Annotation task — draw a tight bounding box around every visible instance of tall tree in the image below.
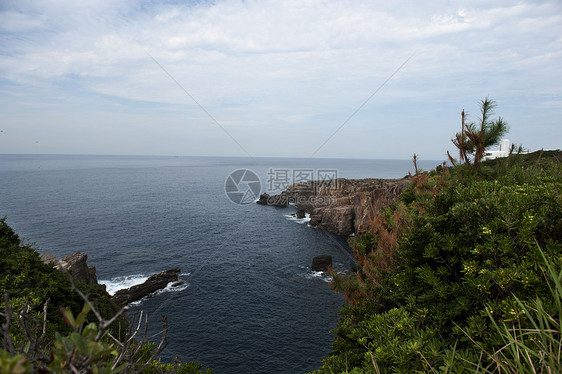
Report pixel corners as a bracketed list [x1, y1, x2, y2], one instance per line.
[451, 97, 509, 169]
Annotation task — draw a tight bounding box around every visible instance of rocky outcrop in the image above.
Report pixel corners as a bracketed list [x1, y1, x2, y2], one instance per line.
[41, 252, 181, 306]
[111, 268, 181, 306]
[258, 178, 412, 235]
[256, 193, 289, 206]
[41, 252, 99, 285]
[311, 255, 333, 272]
[40, 253, 57, 265]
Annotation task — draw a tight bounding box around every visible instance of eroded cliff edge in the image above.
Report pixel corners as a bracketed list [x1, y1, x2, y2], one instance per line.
[257, 177, 412, 235]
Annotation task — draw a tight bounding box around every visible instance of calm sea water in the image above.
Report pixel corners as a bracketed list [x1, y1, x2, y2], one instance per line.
[0, 154, 438, 374]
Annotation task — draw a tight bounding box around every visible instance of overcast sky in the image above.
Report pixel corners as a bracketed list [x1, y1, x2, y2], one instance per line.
[0, 0, 560, 160]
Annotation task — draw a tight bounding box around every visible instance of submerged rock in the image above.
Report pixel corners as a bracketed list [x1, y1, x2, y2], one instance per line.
[111, 268, 181, 306]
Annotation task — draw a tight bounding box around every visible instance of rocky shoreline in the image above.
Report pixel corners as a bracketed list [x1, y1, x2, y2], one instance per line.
[39, 177, 412, 304]
[257, 177, 412, 235]
[41, 252, 180, 306]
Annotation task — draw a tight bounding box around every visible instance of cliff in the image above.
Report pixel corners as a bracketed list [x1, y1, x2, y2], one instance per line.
[41, 252, 99, 285]
[257, 177, 412, 235]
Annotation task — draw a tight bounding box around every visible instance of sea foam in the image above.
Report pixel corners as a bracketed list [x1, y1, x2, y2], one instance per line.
[99, 272, 191, 297]
[99, 274, 148, 296]
[284, 212, 311, 224]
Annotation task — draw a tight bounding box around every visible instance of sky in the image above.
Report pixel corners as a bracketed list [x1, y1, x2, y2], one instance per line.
[0, 0, 560, 160]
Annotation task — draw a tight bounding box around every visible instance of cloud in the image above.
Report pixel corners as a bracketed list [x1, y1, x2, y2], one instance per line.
[0, 0, 561, 158]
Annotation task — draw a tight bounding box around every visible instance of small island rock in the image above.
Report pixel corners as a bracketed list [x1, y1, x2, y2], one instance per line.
[311, 255, 333, 272]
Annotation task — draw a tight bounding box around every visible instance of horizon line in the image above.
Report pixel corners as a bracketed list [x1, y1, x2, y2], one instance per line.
[0, 152, 446, 163]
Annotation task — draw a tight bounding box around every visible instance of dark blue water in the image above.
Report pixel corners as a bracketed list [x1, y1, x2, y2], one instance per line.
[0, 154, 438, 374]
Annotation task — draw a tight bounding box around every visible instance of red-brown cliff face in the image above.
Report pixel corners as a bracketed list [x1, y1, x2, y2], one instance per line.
[257, 177, 412, 235]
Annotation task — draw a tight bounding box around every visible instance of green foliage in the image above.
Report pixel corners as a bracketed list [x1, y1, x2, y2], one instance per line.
[475, 245, 562, 373]
[2, 300, 213, 373]
[0, 218, 212, 373]
[0, 349, 29, 374]
[437, 245, 562, 373]
[314, 157, 562, 373]
[144, 360, 214, 374]
[451, 97, 509, 169]
[48, 305, 126, 374]
[0, 217, 122, 341]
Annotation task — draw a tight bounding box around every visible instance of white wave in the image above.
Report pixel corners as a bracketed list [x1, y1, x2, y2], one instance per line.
[284, 212, 311, 224]
[99, 272, 191, 296]
[99, 274, 148, 296]
[156, 280, 190, 295]
[305, 269, 333, 283]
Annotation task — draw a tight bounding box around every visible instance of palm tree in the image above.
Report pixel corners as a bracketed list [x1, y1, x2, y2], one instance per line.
[451, 97, 509, 169]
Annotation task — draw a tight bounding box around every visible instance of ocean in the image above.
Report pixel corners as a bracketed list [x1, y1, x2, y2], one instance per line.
[0, 154, 439, 374]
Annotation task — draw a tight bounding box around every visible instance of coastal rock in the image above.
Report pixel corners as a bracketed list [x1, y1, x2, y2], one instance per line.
[54, 252, 99, 285]
[88, 265, 98, 285]
[256, 193, 270, 205]
[260, 191, 292, 207]
[40, 252, 57, 265]
[311, 255, 333, 272]
[111, 268, 181, 306]
[312, 206, 354, 235]
[258, 178, 412, 235]
[257, 192, 290, 207]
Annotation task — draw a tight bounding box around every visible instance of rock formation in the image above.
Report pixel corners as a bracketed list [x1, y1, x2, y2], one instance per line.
[41, 252, 98, 285]
[40, 253, 57, 265]
[258, 178, 412, 235]
[311, 255, 333, 272]
[256, 192, 289, 206]
[41, 252, 181, 306]
[111, 268, 181, 306]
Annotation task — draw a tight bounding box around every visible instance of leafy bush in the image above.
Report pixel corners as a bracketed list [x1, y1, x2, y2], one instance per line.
[455, 246, 562, 373]
[315, 156, 562, 373]
[0, 218, 212, 373]
[0, 217, 89, 336]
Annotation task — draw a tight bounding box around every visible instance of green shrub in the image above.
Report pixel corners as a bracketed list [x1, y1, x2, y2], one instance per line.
[315, 158, 562, 373]
[0, 217, 119, 339]
[456, 245, 562, 373]
[0, 218, 212, 373]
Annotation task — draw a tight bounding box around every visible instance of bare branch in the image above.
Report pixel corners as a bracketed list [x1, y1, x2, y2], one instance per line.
[2, 293, 15, 353]
[134, 315, 169, 373]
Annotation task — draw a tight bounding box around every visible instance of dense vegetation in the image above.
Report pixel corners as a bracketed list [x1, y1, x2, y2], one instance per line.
[0, 218, 212, 373]
[0, 218, 119, 336]
[313, 148, 562, 372]
[2, 98, 559, 373]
